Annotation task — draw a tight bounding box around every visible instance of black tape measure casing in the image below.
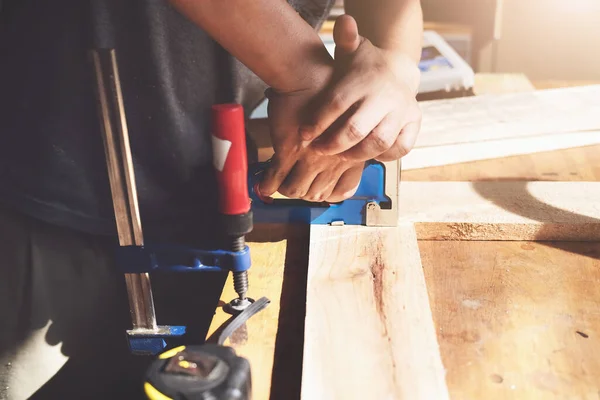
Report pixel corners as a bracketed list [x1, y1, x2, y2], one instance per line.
[145, 344, 251, 400]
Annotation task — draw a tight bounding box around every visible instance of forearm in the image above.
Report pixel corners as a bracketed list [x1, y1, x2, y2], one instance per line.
[345, 0, 423, 62]
[345, 0, 423, 91]
[169, 0, 333, 92]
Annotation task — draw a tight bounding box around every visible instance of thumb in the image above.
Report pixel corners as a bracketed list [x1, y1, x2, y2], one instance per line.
[333, 15, 361, 56]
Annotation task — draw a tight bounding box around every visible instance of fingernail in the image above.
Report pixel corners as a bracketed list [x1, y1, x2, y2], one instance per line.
[256, 186, 274, 203]
[258, 184, 267, 196]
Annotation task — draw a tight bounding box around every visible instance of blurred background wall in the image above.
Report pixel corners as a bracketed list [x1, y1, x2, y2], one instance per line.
[346, 0, 600, 81]
[483, 0, 600, 81]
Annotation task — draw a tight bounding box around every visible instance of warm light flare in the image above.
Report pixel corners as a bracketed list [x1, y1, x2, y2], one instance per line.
[548, 0, 600, 13]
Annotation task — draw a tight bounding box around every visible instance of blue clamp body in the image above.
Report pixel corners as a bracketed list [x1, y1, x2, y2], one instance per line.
[116, 242, 251, 274]
[117, 242, 250, 355]
[248, 160, 389, 225]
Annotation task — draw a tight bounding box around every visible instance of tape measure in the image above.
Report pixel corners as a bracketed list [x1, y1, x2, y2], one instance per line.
[144, 344, 251, 400]
[144, 297, 270, 400]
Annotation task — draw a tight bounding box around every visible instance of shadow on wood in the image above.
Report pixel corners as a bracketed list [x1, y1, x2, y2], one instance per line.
[269, 227, 310, 400]
[472, 180, 600, 260]
[245, 222, 311, 400]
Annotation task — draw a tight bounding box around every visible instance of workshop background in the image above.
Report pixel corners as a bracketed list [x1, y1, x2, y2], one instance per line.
[418, 0, 600, 83]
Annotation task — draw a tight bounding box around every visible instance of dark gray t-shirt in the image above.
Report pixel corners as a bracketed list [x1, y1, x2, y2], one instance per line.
[0, 0, 333, 238]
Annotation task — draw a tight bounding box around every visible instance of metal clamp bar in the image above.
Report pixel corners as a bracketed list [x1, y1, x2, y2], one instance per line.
[91, 48, 158, 331]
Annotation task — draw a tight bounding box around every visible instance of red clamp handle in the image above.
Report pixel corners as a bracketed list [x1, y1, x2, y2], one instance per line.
[211, 104, 250, 216]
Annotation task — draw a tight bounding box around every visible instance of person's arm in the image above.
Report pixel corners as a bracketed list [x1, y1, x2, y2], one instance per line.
[168, 0, 333, 93]
[345, 0, 423, 66]
[345, 0, 422, 97]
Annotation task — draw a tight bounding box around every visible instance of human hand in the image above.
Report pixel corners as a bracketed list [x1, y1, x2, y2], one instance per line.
[257, 14, 422, 202]
[301, 15, 422, 162]
[257, 73, 366, 203]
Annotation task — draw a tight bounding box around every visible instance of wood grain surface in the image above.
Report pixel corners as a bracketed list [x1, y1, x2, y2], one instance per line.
[402, 131, 600, 170]
[209, 78, 600, 400]
[399, 181, 600, 241]
[301, 224, 448, 400]
[403, 85, 600, 170]
[416, 85, 600, 148]
[402, 144, 600, 182]
[404, 142, 600, 398]
[421, 240, 600, 399]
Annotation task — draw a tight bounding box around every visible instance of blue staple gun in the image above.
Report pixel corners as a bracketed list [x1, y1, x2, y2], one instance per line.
[247, 159, 401, 227]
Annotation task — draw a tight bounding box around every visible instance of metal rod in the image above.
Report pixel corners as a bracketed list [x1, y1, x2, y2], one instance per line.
[91, 48, 158, 331]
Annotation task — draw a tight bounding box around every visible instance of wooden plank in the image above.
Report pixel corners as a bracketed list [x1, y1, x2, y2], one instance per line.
[420, 239, 600, 399]
[405, 134, 600, 399]
[399, 181, 600, 241]
[401, 85, 600, 169]
[416, 85, 600, 148]
[402, 130, 600, 170]
[402, 144, 600, 182]
[301, 224, 449, 400]
[209, 77, 600, 400]
[239, 79, 600, 399]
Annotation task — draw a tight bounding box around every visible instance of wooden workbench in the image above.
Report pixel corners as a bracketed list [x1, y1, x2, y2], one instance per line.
[207, 75, 600, 400]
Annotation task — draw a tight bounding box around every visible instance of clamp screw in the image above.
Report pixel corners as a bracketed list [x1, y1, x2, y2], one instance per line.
[233, 271, 249, 300]
[231, 236, 249, 307]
